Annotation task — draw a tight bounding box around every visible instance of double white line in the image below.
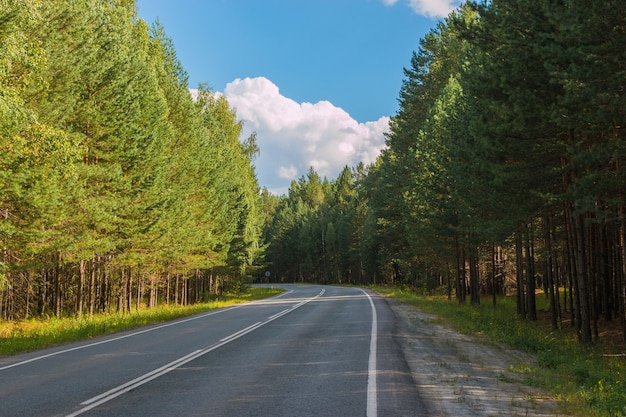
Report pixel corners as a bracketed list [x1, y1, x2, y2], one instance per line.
[0, 290, 295, 373]
[66, 289, 325, 417]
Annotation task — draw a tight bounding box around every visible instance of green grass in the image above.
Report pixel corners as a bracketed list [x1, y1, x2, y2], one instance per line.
[0, 286, 283, 356]
[373, 285, 626, 417]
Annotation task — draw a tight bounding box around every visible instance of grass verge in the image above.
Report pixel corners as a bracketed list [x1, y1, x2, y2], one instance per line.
[0, 286, 283, 357]
[373, 285, 626, 417]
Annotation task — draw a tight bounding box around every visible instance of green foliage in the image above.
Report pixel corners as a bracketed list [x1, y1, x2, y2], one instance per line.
[0, 0, 265, 319]
[264, 165, 376, 284]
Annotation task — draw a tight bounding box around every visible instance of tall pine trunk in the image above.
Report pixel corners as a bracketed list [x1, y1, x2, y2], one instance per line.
[78, 260, 85, 318]
[617, 207, 626, 342]
[515, 231, 526, 318]
[491, 243, 497, 308]
[544, 213, 558, 329]
[54, 251, 62, 318]
[469, 244, 480, 305]
[572, 211, 592, 344]
[524, 225, 537, 321]
[455, 234, 466, 303]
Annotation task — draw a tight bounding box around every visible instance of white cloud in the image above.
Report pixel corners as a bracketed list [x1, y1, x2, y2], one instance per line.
[223, 77, 389, 195]
[384, 0, 461, 19]
[277, 164, 297, 180]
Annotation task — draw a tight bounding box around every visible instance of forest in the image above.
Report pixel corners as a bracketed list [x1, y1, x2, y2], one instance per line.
[0, 0, 265, 319]
[263, 1, 626, 346]
[1, 0, 625, 347]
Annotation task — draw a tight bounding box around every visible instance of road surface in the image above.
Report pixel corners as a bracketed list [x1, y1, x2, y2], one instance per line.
[0, 284, 426, 416]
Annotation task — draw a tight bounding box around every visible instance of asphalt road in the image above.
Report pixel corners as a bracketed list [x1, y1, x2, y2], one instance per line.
[0, 284, 427, 417]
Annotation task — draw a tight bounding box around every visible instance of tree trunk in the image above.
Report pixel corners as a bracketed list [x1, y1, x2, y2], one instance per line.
[54, 251, 62, 318]
[600, 224, 612, 321]
[617, 207, 626, 342]
[166, 272, 171, 305]
[24, 272, 31, 319]
[135, 268, 141, 312]
[195, 269, 200, 303]
[469, 245, 480, 305]
[515, 230, 526, 318]
[564, 205, 577, 327]
[524, 225, 537, 321]
[78, 260, 85, 318]
[573, 212, 592, 344]
[491, 243, 497, 308]
[89, 258, 96, 317]
[455, 234, 466, 303]
[126, 266, 132, 313]
[544, 213, 558, 330]
[447, 262, 452, 301]
[175, 274, 180, 305]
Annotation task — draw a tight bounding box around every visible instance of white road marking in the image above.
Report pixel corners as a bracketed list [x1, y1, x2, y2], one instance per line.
[0, 290, 293, 372]
[268, 309, 291, 320]
[362, 289, 378, 417]
[66, 288, 325, 417]
[78, 349, 206, 406]
[219, 322, 262, 342]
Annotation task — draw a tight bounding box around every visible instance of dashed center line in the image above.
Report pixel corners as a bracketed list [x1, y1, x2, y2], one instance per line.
[66, 289, 325, 417]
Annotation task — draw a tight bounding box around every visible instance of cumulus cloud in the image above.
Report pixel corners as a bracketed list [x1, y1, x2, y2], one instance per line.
[384, 0, 461, 19]
[277, 165, 297, 180]
[223, 77, 389, 195]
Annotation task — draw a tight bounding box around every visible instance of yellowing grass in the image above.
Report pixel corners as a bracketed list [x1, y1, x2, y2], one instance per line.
[0, 287, 283, 356]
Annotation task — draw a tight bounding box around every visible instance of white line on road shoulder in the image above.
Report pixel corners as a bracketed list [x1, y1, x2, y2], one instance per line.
[0, 289, 294, 372]
[361, 289, 378, 417]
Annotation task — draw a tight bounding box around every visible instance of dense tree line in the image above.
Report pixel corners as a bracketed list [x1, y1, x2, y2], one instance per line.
[0, 0, 264, 319]
[1, 0, 624, 347]
[264, 0, 626, 345]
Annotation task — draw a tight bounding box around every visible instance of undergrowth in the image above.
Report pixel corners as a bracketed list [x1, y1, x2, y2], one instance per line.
[0, 286, 283, 356]
[374, 285, 626, 417]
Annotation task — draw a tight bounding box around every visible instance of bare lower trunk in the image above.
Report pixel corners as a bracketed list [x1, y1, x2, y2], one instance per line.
[524, 225, 537, 321]
[544, 214, 558, 330]
[78, 260, 85, 317]
[573, 212, 592, 344]
[618, 160, 626, 343]
[515, 231, 526, 318]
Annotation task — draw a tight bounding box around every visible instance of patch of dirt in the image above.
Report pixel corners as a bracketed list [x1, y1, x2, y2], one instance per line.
[387, 298, 564, 416]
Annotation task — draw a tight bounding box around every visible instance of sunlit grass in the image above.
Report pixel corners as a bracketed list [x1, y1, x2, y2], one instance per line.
[0, 286, 283, 356]
[373, 285, 626, 417]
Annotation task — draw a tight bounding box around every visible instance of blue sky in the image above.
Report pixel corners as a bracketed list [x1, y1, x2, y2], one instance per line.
[136, 0, 461, 194]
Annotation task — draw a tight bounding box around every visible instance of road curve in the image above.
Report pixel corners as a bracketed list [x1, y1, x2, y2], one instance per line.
[0, 284, 426, 417]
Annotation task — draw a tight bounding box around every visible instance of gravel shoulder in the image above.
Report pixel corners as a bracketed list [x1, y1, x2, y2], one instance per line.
[386, 297, 563, 416]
